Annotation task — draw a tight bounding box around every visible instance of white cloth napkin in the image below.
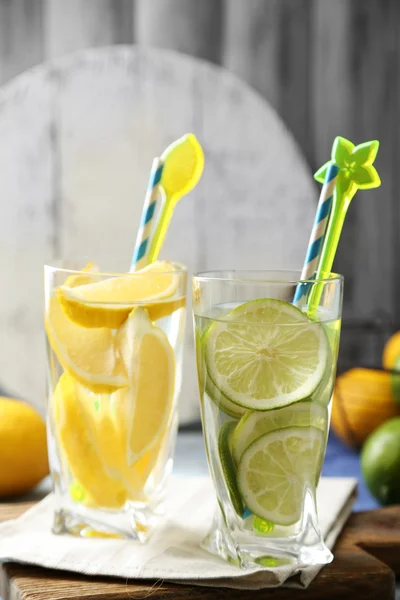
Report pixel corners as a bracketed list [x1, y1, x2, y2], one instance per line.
[0, 476, 356, 590]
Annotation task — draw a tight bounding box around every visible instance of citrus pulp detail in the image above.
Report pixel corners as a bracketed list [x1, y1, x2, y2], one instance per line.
[237, 426, 324, 525]
[232, 400, 327, 465]
[205, 298, 329, 411]
[57, 260, 182, 328]
[116, 307, 175, 463]
[46, 265, 128, 394]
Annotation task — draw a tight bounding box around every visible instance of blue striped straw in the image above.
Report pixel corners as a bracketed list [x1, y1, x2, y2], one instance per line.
[293, 163, 339, 305]
[130, 157, 164, 271]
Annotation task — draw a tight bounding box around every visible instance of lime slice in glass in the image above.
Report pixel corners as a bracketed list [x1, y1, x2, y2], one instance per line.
[218, 421, 244, 517]
[205, 299, 329, 411]
[237, 426, 324, 525]
[232, 400, 328, 464]
[206, 375, 247, 419]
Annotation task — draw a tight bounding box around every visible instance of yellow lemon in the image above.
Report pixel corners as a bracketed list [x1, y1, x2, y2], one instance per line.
[383, 331, 400, 370]
[54, 374, 127, 509]
[79, 388, 163, 501]
[45, 264, 128, 394]
[46, 296, 127, 393]
[331, 369, 400, 448]
[57, 260, 183, 329]
[64, 262, 99, 287]
[0, 398, 49, 497]
[117, 308, 175, 462]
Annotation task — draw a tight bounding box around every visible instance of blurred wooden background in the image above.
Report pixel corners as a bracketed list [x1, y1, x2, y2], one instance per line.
[0, 0, 398, 370]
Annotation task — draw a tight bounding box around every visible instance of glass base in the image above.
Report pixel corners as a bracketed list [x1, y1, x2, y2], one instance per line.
[53, 500, 165, 542]
[202, 507, 333, 569]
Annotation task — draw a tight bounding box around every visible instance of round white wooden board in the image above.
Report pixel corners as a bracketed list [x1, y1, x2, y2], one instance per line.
[0, 46, 317, 423]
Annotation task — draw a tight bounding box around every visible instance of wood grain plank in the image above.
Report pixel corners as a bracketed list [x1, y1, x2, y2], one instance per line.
[0, 0, 44, 85]
[276, 0, 313, 165]
[0, 69, 55, 411]
[45, 0, 134, 59]
[311, 0, 355, 311]
[224, 0, 313, 164]
[135, 0, 224, 63]
[349, 0, 397, 336]
[1, 561, 395, 600]
[192, 61, 316, 274]
[310, 0, 356, 368]
[223, 0, 280, 110]
[311, 0, 399, 367]
[311, 0, 354, 169]
[392, 0, 400, 323]
[0, 503, 398, 600]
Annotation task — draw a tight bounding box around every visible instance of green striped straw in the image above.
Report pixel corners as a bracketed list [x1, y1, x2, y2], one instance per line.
[307, 136, 381, 314]
[294, 164, 339, 305]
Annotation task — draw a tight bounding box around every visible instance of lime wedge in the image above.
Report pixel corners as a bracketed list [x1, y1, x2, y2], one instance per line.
[232, 401, 328, 465]
[218, 421, 244, 517]
[237, 426, 324, 525]
[205, 299, 329, 411]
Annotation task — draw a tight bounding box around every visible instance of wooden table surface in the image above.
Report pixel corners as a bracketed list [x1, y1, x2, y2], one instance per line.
[1, 433, 400, 600]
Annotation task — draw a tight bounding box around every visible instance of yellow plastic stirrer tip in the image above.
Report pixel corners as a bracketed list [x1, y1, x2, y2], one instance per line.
[160, 133, 204, 200]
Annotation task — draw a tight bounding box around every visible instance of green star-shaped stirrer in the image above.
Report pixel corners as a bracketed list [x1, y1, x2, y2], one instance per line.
[308, 136, 381, 313]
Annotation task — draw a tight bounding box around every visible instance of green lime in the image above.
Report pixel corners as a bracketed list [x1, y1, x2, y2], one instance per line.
[232, 400, 328, 465]
[311, 318, 340, 406]
[218, 421, 245, 517]
[196, 319, 246, 418]
[311, 371, 334, 407]
[205, 299, 329, 411]
[206, 375, 247, 419]
[237, 426, 324, 525]
[390, 358, 400, 405]
[361, 417, 400, 505]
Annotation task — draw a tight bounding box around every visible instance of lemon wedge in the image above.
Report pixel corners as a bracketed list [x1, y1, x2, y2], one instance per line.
[117, 308, 175, 463]
[64, 386, 163, 502]
[45, 265, 128, 394]
[54, 373, 127, 509]
[57, 260, 183, 328]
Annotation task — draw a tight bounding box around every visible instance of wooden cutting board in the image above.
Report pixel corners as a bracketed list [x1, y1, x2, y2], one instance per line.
[0, 502, 399, 600]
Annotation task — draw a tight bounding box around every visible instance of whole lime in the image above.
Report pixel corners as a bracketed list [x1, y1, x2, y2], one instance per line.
[361, 417, 400, 505]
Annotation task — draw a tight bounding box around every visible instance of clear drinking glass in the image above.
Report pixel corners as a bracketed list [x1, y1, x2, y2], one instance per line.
[193, 270, 343, 567]
[45, 261, 187, 540]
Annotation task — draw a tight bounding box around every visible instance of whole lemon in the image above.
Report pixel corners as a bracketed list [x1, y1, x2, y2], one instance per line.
[361, 417, 400, 505]
[331, 368, 400, 449]
[383, 331, 400, 370]
[0, 397, 49, 497]
[382, 332, 400, 403]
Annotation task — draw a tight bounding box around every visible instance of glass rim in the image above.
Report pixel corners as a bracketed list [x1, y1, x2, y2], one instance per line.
[192, 269, 343, 285]
[44, 260, 188, 277]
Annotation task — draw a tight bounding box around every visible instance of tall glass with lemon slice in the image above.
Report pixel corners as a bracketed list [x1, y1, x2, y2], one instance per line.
[45, 260, 187, 540]
[193, 270, 343, 567]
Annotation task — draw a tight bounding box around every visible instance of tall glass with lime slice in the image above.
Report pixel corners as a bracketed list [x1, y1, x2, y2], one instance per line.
[45, 260, 187, 540]
[193, 270, 343, 566]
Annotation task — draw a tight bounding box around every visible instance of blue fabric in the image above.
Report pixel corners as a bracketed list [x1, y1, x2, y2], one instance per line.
[322, 430, 380, 512]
